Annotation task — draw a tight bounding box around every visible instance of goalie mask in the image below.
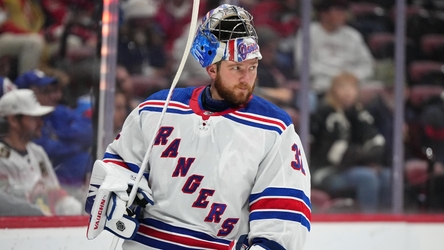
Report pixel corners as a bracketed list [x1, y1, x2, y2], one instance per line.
[191, 4, 262, 67]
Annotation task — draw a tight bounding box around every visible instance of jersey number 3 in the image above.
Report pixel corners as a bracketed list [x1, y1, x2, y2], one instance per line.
[291, 143, 306, 175]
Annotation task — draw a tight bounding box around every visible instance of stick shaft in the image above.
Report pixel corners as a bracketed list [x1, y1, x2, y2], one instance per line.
[109, 1, 200, 249]
[126, 0, 200, 207]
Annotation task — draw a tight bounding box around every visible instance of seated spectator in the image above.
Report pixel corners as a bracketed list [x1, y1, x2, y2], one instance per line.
[0, 0, 46, 77]
[417, 93, 444, 210]
[14, 70, 93, 201]
[253, 26, 300, 129]
[74, 66, 134, 140]
[255, 27, 296, 107]
[294, 0, 374, 109]
[418, 93, 444, 163]
[116, 65, 140, 110]
[0, 77, 42, 216]
[310, 72, 390, 213]
[118, 0, 168, 76]
[75, 85, 130, 138]
[39, 0, 98, 61]
[0, 89, 81, 215]
[364, 86, 396, 168]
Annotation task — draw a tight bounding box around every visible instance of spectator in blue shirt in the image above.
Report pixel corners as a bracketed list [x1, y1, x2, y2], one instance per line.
[15, 69, 93, 202]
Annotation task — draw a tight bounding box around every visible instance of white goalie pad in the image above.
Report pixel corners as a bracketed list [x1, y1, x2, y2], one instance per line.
[87, 161, 129, 240]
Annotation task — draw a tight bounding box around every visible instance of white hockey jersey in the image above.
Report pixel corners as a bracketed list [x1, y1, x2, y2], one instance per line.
[99, 86, 311, 249]
[0, 141, 60, 214]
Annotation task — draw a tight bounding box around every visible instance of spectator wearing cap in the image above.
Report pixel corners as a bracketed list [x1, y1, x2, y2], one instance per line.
[15, 70, 93, 202]
[293, 0, 374, 110]
[0, 89, 82, 215]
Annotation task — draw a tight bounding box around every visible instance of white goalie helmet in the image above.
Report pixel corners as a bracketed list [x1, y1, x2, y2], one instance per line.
[190, 4, 262, 67]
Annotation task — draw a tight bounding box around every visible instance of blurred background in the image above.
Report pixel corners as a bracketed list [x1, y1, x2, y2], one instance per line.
[0, 0, 444, 219]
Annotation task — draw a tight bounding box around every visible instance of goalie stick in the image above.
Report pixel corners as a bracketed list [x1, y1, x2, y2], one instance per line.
[108, 0, 201, 249]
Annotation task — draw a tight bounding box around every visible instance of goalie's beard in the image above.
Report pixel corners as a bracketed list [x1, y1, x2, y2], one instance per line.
[214, 72, 256, 106]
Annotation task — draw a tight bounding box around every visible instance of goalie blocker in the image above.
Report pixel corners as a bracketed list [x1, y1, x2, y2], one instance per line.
[85, 160, 154, 240]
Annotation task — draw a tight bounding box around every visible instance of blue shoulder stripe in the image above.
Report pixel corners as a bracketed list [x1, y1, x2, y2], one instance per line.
[223, 96, 293, 134]
[224, 112, 287, 134]
[249, 187, 311, 207]
[243, 96, 293, 125]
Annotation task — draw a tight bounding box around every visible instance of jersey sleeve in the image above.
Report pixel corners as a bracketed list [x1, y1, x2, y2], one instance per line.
[248, 124, 311, 250]
[102, 106, 150, 174]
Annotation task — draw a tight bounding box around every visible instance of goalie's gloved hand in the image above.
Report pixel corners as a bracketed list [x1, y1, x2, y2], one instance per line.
[127, 184, 153, 209]
[228, 235, 285, 250]
[86, 160, 154, 240]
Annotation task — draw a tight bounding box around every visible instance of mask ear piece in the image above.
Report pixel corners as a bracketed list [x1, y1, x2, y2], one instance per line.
[191, 30, 226, 67]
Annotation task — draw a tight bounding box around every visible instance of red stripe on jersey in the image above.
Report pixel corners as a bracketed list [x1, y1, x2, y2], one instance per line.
[103, 159, 130, 170]
[228, 40, 235, 61]
[139, 101, 190, 110]
[250, 198, 312, 221]
[138, 225, 228, 249]
[233, 111, 287, 131]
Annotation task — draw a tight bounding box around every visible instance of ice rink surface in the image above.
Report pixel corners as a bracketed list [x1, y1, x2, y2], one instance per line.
[1, 215, 444, 250]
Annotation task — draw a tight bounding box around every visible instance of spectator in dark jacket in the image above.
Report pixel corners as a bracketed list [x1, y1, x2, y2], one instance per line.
[310, 72, 391, 213]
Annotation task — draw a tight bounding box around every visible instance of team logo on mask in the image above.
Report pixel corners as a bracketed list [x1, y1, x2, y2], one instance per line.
[226, 37, 262, 62]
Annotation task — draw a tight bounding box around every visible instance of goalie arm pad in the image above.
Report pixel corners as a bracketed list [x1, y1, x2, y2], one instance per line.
[86, 160, 153, 240]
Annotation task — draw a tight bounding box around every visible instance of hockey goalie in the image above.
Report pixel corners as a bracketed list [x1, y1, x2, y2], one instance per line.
[85, 3, 311, 250]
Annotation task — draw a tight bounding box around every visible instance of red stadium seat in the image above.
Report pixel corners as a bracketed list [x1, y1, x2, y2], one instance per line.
[408, 84, 444, 107]
[400, 6, 444, 44]
[367, 32, 394, 59]
[408, 60, 444, 85]
[349, 2, 386, 18]
[405, 159, 429, 186]
[420, 34, 444, 62]
[348, 2, 392, 41]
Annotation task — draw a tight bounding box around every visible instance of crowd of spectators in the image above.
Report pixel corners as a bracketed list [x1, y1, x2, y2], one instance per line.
[0, 0, 444, 216]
